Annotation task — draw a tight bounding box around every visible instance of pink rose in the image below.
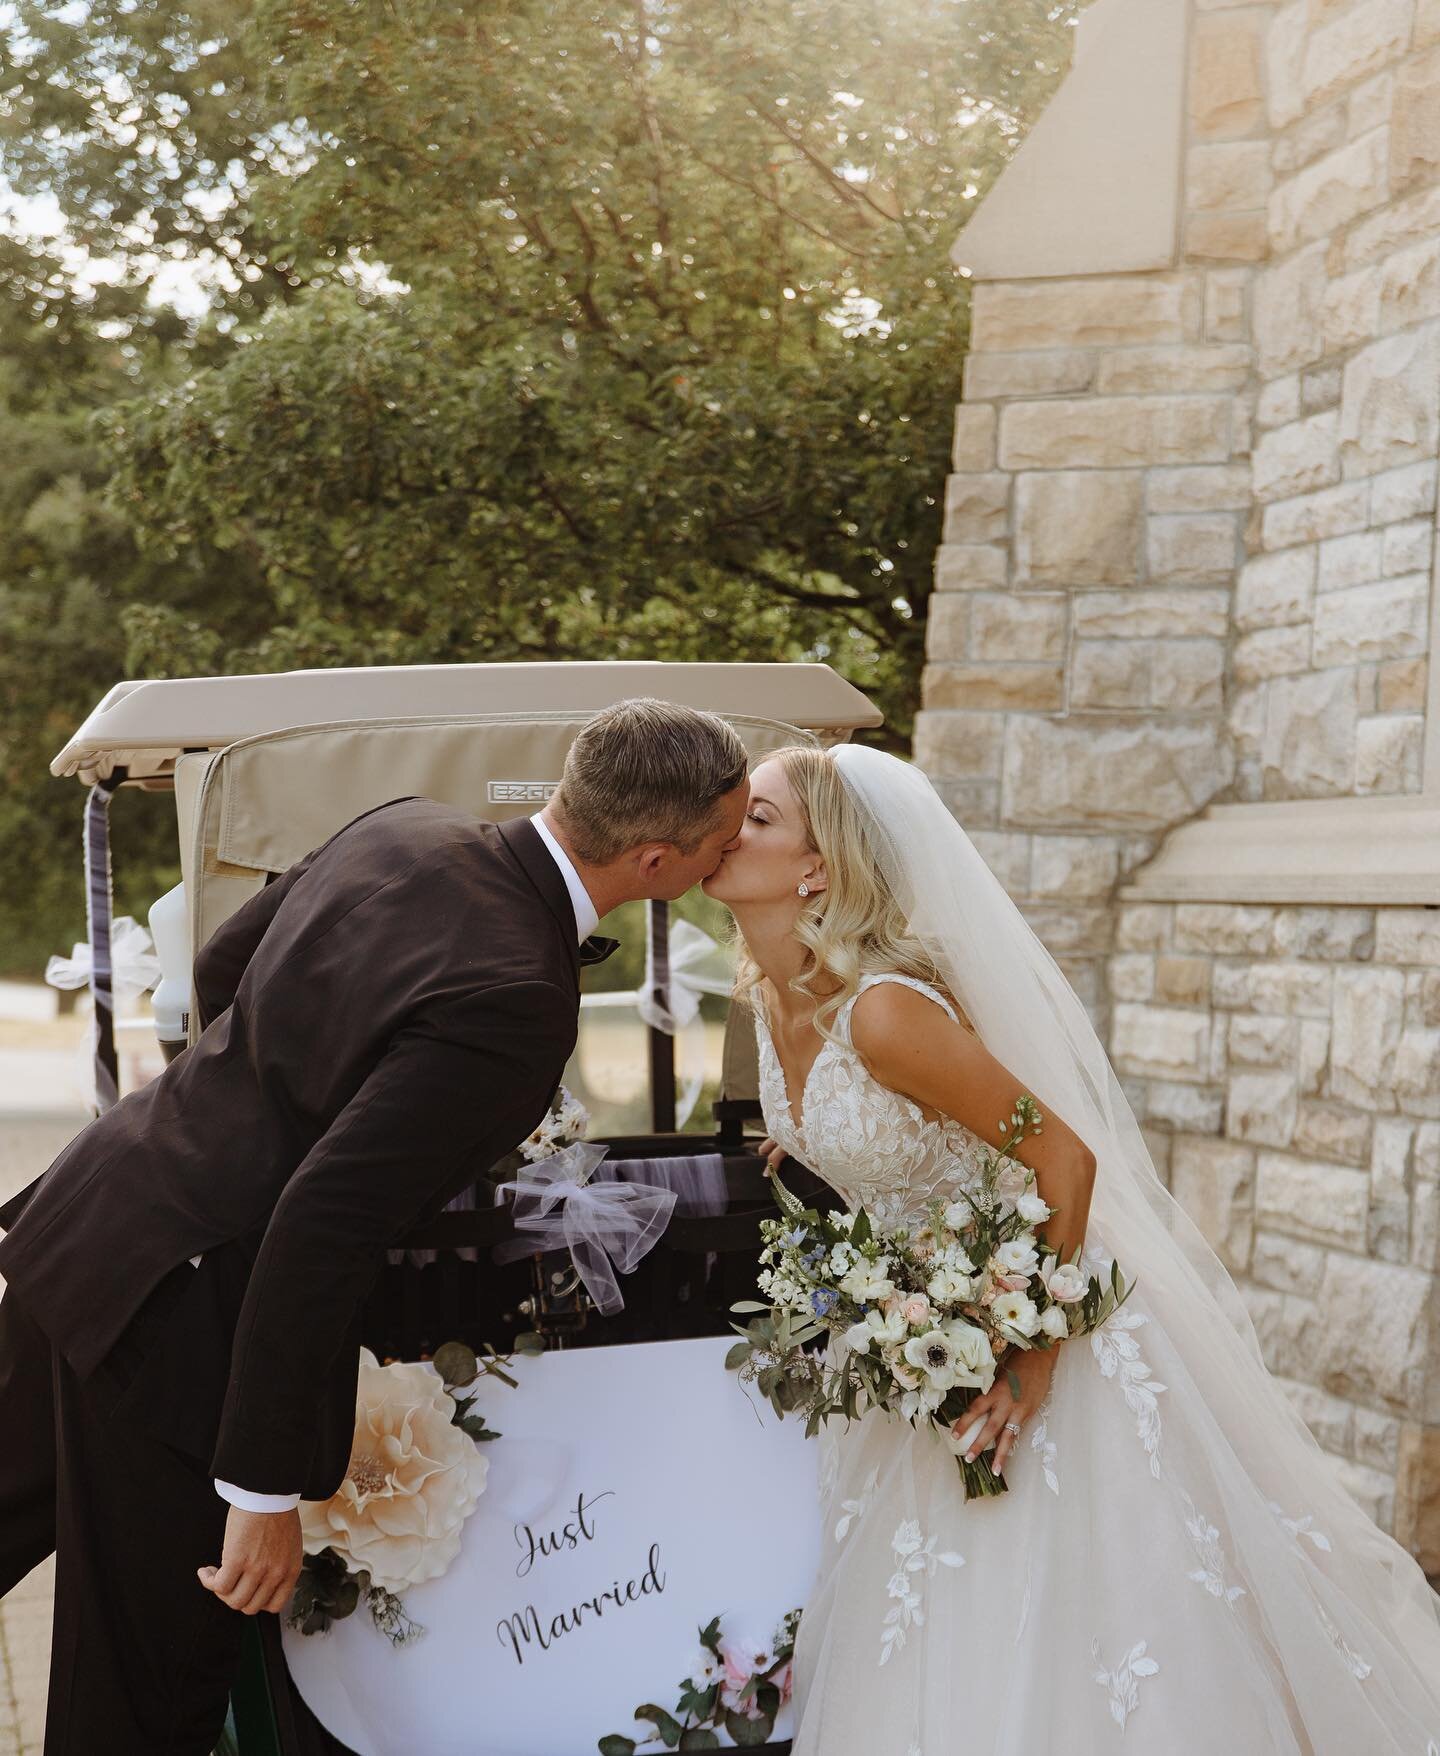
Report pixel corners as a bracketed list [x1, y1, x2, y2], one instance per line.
[719, 1640, 771, 1718]
[997, 1271, 1030, 1292]
[720, 1643, 751, 1688]
[901, 1294, 931, 1326]
[773, 1661, 795, 1703]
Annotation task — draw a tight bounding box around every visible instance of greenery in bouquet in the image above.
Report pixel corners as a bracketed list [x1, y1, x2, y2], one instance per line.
[727, 1095, 1134, 1499]
[599, 1609, 802, 1752]
[287, 1340, 508, 1646]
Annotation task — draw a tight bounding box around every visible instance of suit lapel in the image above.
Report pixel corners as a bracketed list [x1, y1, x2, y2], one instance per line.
[497, 816, 582, 983]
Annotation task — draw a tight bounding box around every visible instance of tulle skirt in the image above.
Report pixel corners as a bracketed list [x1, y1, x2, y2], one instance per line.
[789, 1231, 1440, 1755]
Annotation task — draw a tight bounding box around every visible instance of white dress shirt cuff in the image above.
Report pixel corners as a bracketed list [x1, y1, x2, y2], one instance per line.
[214, 1479, 303, 1513]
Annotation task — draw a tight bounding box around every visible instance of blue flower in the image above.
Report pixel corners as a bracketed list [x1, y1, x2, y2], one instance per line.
[811, 1287, 839, 1317]
[780, 1226, 809, 1249]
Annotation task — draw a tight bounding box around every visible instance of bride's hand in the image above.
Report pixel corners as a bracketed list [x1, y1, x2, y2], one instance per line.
[953, 1344, 1060, 1477]
[755, 1136, 787, 1176]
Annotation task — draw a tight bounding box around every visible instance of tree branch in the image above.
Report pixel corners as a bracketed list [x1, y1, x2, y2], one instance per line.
[655, 118, 875, 259]
[711, 555, 888, 638]
[749, 102, 904, 230]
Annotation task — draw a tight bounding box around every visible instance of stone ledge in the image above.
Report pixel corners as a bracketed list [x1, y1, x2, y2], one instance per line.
[1123, 796, 1440, 904]
[953, 0, 1188, 280]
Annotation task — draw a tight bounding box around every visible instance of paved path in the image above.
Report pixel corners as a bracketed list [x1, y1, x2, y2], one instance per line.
[0, 1103, 90, 1755]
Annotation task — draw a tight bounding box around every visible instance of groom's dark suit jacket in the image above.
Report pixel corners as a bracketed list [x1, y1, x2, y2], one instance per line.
[0, 799, 598, 1500]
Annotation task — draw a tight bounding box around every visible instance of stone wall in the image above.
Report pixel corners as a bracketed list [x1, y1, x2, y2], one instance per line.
[920, 267, 1245, 1012]
[920, 0, 1440, 1572]
[1111, 898, 1440, 1544]
[1243, 0, 1439, 802]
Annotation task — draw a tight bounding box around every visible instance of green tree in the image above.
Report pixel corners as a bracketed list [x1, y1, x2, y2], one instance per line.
[0, 228, 265, 972]
[0, 0, 1080, 972]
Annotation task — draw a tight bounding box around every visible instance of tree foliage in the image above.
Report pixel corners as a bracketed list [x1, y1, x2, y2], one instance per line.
[0, 0, 1079, 972]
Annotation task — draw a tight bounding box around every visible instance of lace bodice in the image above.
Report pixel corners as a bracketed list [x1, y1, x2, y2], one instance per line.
[754, 972, 993, 1232]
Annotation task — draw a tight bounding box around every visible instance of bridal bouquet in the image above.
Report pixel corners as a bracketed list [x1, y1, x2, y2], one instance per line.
[727, 1095, 1134, 1499]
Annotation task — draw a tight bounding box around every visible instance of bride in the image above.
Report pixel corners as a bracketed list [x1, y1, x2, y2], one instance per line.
[702, 742, 1440, 1754]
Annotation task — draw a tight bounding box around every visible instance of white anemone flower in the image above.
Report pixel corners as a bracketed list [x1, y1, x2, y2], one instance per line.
[992, 1291, 1043, 1340]
[942, 1319, 998, 1391]
[927, 1265, 977, 1307]
[840, 1259, 896, 1303]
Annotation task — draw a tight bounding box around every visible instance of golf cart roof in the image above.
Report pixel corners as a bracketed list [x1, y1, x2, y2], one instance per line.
[51, 660, 884, 786]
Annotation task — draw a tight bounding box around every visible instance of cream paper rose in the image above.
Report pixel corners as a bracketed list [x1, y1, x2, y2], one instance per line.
[300, 1348, 490, 1594]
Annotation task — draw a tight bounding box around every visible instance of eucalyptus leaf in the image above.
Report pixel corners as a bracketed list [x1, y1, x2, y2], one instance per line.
[636, 1704, 685, 1747]
[723, 1710, 772, 1748]
[432, 1340, 479, 1388]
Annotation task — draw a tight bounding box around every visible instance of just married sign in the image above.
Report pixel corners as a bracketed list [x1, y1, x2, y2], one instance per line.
[281, 1336, 821, 1755]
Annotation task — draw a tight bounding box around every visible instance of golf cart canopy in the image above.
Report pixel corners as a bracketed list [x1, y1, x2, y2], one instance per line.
[50, 660, 882, 786]
[48, 659, 884, 1101]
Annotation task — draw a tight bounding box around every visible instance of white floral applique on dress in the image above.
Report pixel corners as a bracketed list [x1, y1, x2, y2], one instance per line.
[1029, 1389, 1059, 1496]
[1182, 1495, 1247, 1605]
[1091, 1306, 1166, 1479]
[834, 1466, 879, 1544]
[1268, 1501, 1332, 1552]
[1090, 1636, 1160, 1732]
[752, 974, 990, 1234]
[1317, 1600, 1372, 1682]
[879, 1518, 964, 1666]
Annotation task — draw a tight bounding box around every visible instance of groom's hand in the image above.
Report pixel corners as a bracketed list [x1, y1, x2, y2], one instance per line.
[198, 1505, 304, 1615]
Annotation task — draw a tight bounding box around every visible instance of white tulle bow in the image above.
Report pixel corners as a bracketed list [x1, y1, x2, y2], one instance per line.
[637, 917, 735, 1034]
[495, 1142, 677, 1314]
[645, 920, 734, 1126]
[45, 915, 162, 1003]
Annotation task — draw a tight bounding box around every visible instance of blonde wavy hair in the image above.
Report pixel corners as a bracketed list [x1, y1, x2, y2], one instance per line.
[734, 744, 972, 1044]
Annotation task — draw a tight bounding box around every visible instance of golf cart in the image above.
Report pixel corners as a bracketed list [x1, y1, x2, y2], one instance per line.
[46, 660, 885, 1755]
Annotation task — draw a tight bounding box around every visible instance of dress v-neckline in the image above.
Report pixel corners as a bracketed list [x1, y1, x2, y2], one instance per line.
[757, 1000, 832, 1137]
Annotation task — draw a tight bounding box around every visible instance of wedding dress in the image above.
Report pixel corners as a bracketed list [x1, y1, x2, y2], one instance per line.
[755, 970, 1440, 1755]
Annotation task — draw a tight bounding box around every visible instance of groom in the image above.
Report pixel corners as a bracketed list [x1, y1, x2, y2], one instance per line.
[0, 695, 749, 1753]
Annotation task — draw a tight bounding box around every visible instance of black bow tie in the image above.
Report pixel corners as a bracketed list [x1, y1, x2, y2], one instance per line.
[579, 934, 621, 967]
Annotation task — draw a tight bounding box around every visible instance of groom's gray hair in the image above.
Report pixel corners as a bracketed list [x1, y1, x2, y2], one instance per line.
[552, 697, 748, 864]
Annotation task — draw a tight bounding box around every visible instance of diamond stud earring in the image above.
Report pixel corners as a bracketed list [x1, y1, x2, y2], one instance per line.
[797, 882, 810, 897]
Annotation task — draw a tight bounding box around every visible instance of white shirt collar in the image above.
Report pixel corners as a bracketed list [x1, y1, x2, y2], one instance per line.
[531, 814, 600, 944]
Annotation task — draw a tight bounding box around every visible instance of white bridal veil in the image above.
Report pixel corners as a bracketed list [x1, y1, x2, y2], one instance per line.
[830, 742, 1440, 1740]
